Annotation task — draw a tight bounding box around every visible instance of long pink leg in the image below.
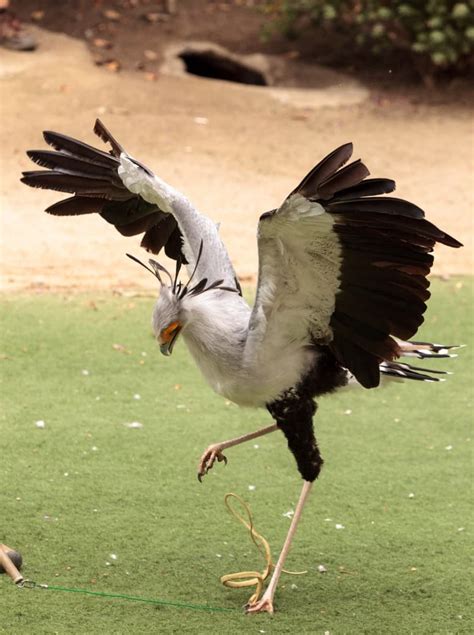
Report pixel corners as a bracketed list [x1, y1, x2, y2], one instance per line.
[246, 479, 313, 614]
[198, 423, 278, 481]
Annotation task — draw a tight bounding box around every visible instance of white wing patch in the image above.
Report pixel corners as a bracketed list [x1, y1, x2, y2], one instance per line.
[246, 194, 342, 378]
[279, 193, 326, 220]
[118, 154, 175, 214]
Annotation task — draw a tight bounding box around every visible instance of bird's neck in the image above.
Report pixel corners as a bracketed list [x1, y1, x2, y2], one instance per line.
[181, 291, 251, 388]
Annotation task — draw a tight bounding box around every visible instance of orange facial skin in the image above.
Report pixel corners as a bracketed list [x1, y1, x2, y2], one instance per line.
[159, 321, 182, 345]
[159, 321, 182, 356]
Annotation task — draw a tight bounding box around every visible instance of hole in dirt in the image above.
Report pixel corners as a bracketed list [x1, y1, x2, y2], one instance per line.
[178, 50, 268, 86]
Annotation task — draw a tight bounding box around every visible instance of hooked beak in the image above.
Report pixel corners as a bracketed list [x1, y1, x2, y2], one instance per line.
[159, 327, 181, 356]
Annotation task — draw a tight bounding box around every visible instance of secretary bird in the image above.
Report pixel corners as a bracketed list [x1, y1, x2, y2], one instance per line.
[22, 120, 462, 614]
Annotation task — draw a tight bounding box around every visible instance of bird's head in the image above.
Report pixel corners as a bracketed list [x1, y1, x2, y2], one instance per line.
[127, 245, 237, 357]
[151, 285, 183, 356]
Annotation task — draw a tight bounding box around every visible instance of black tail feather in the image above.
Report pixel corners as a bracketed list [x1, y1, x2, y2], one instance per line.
[399, 340, 463, 359]
[380, 360, 449, 382]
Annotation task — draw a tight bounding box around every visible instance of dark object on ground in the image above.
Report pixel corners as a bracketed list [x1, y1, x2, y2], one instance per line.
[0, 544, 23, 584]
[0, 9, 37, 51]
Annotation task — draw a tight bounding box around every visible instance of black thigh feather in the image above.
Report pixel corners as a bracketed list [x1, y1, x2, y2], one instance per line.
[267, 347, 347, 481]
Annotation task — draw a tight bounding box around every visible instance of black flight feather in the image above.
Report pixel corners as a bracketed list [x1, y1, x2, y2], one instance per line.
[332, 178, 396, 200]
[93, 118, 124, 158]
[27, 150, 119, 178]
[21, 170, 130, 199]
[291, 142, 354, 198]
[45, 196, 106, 216]
[327, 197, 426, 219]
[22, 122, 191, 262]
[164, 226, 187, 262]
[43, 130, 119, 168]
[316, 160, 370, 200]
[329, 335, 381, 389]
[113, 214, 166, 237]
[139, 216, 178, 254]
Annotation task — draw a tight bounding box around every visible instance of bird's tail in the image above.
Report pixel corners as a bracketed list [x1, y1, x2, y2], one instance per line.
[379, 339, 462, 383]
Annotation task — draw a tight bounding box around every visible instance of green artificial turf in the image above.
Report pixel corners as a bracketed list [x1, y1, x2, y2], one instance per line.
[0, 278, 472, 634]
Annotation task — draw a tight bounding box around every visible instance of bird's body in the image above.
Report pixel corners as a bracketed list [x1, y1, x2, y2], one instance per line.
[119, 153, 344, 408]
[22, 120, 462, 613]
[179, 289, 315, 407]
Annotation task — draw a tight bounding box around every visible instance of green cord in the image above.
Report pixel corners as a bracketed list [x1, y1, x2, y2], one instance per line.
[24, 582, 236, 613]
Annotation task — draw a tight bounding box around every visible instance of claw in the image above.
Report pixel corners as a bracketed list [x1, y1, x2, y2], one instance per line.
[245, 595, 274, 615]
[197, 444, 228, 482]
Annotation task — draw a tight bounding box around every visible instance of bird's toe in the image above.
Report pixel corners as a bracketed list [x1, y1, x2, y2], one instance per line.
[245, 596, 274, 615]
[197, 445, 228, 482]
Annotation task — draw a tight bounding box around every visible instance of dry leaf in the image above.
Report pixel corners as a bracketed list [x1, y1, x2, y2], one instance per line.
[144, 49, 158, 61]
[93, 38, 113, 49]
[30, 10, 45, 21]
[103, 9, 122, 21]
[112, 343, 130, 353]
[143, 12, 168, 23]
[291, 113, 310, 121]
[105, 60, 121, 73]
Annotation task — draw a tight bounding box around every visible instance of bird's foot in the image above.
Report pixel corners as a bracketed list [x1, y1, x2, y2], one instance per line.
[245, 593, 274, 615]
[197, 443, 228, 482]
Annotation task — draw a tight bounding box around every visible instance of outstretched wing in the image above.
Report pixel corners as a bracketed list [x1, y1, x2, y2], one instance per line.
[21, 119, 239, 289]
[247, 143, 462, 388]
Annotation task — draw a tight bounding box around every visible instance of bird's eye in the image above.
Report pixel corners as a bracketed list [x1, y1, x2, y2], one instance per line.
[159, 321, 181, 344]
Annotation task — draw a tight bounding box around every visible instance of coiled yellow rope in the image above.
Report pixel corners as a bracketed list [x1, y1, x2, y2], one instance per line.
[220, 493, 306, 607]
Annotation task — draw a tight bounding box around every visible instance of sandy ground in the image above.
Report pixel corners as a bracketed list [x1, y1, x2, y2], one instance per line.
[0, 28, 472, 294]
